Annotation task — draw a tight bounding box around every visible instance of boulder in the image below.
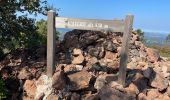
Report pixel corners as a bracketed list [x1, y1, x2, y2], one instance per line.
[73, 48, 82, 55]
[130, 49, 140, 57]
[129, 72, 148, 92]
[104, 51, 118, 61]
[68, 71, 92, 90]
[126, 83, 139, 94]
[46, 94, 59, 100]
[62, 30, 79, 49]
[64, 64, 83, 72]
[87, 57, 98, 65]
[52, 70, 66, 90]
[23, 80, 36, 98]
[88, 46, 105, 58]
[127, 62, 138, 69]
[71, 93, 80, 100]
[75, 65, 83, 71]
[35, 75, 52, 100]
[167, 86, 170, 97]
[142, 66, 153, 79]
[138, 93, 147, 100]
[88, 47, 100, 58]
[94, 74, 117, 90]
[149, 72, 168, 91]
[147, 89, 162, 100]
[18, 68, 32, 80]
[146, 48, 160, 62]
[103, 40, 117, 52]
[132, 34, 140, 42]
[72, 54, 85, 64]
[98, 85, 136, 100]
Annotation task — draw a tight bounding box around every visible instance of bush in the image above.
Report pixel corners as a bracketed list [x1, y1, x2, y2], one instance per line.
[0, 79, 7, 99]
[135, 29, 145, 42]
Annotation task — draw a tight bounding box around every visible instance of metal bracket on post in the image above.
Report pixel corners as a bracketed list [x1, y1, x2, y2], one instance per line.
[118, 15, 134, 86]
[47, 10, 56, 77]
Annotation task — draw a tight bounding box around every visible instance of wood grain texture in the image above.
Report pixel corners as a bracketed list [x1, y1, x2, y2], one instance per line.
[118, 15, 134, 86]
[55, 17, 124, 32]
[47, 10, 56, 77]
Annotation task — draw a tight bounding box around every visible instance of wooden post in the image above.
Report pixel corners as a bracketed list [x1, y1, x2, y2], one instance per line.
[118, 15, 134, 86]
[47, 10, 56, 77]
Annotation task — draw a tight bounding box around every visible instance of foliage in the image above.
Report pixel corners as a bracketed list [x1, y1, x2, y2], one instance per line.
[166, 34, 170, 42]
[35, 19, 48, 44]
[35, 19, 60, 45]
[135, 29, 145, 42]
[0, 0, 50, 54]
[0, 79, 7, 99]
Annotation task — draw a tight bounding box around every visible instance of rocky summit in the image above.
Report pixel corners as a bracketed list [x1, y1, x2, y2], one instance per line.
[1, 29, 170, 100]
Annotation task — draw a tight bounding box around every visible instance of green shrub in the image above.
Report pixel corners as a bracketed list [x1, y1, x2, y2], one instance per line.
[0, 79, 7, 99]
[135, 29, 145, 42]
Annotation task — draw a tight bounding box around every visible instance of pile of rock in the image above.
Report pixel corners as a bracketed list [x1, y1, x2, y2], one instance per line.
[0, 47, 47, 99]
[1, 29, 170, 100]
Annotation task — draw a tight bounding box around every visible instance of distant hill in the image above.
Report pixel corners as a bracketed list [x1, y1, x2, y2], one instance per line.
[144, 32, 170, 46]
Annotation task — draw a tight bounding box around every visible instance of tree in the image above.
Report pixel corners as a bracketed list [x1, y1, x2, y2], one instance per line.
[166, 34, 170, 42]
[0, 0, 50, 55]
[135, 29, 145, 42]
[35, 19, 60, 45]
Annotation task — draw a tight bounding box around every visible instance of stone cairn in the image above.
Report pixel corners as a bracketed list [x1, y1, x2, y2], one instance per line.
[1, 29, 170, 100]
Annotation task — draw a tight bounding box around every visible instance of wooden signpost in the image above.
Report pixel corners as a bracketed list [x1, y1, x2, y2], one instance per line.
[47, 10, 134, 86]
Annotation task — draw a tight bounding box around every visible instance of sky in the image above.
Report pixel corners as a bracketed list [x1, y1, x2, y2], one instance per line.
[41, 0, 170, 33]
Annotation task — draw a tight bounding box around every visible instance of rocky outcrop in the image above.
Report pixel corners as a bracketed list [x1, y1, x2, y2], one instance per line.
[1, 30, 170, 100]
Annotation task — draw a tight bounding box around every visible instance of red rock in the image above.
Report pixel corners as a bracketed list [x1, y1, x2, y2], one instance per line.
[72, 54, 85, 64]
[142, 66, 153, 79]
[64, 64, 83, 72]
[35, 75, 53, 100]
[146, 48, 160, 63]
[138, 93, 147, 100]
[73, 48, 82, 55]
[161, 95, 170, 100]
[46, 94, 59, 100]
[68, 71, 92, 90]
[104, 51, 118, 61]
[132, 34, 139, 42]
[64, 64, 75, 72]
[71, 93, 80, 100]
[87, 57, 98, 64]
[99, 85, 136, 100]
[94, 74, 117, 90]
[18, 68, 31, 80]
[130, 72, 148, 92]
[107, 61, 119, 70]
[147, 89, 162, 100]
[167, 86, 170, 97]
[126, 83, 139, 94]
[149, 72, 168, 91]
[52, 70, 65, 90]
[23, 80, 36, 98]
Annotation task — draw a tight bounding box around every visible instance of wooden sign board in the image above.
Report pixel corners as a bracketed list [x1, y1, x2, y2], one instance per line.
[47, 10, 134, 87]
[55, 17, 125, 32]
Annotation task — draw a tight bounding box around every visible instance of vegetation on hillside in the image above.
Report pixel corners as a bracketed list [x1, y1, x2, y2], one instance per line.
[135, 29, 145, 42]
[166, 33, 170, 42]
[134, 29, 170, 61]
